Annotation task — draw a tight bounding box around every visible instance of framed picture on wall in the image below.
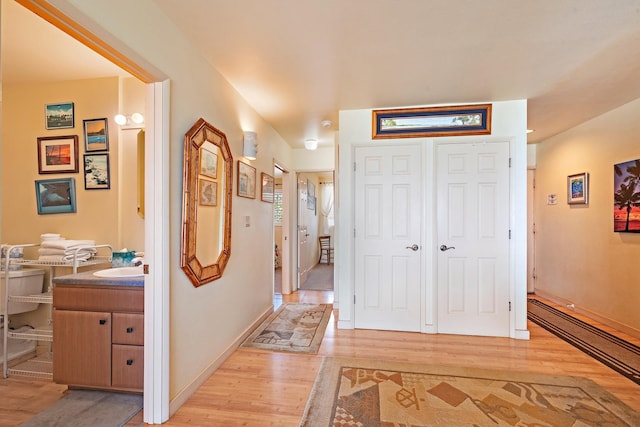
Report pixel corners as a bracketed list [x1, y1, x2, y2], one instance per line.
[83, 118, 109, 152]
[261, 173, 274, 203]
[37, 135, 79, 174]
[83, 153, 110, 189]
[199, 178, 217, 206]
[372, 104, 492, 139]
[614, 158, 640, 232]
[237, 161, 256, 199]
[199, 147, 218, 179]
[35, 177, 77, 214]
[45, 102, 74, 129]
[567, 172, 589, 205]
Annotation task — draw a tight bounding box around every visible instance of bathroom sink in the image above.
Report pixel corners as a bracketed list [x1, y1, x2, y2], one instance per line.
[93, 266, 144, 278]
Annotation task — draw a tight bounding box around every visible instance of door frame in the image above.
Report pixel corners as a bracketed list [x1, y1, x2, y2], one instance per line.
[15, 1, 171, 422]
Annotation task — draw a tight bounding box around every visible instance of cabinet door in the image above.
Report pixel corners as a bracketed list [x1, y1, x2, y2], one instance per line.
[112, 344, 144, 391]
[53, 309, 111, 387]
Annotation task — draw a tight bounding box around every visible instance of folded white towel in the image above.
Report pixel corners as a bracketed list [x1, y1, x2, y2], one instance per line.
[38, 248, 66, 256]
[62, 252, 92, 262]
[41, 239, 96, 250]
[40, 233, 62, 241]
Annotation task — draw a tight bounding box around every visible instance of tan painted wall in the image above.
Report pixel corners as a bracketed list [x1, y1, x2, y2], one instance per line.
[61, 0, 295, 403]
[1, 78, 121, 250]
[535, 98, 640, 332]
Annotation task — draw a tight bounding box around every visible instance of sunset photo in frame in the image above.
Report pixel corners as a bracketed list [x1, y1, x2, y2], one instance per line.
[567, 172, 589, 205]
[614, 158, 640, 232]
[372, 104, 492, 139]
[83, 118, 109, 151]
[37, 135, 79, 174]
[35, 178, 77, 214]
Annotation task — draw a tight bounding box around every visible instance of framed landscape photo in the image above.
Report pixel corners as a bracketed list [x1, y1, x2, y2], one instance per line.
[614, 158, 640, 232]
[567, 172, 589, 205]
[37, 135, 79, 174]
[237, 160, 256, 199]
[35, 177, 77, 214]
[199, 146, 218, 179]
[83, 118, 109, 152]
[83, 153, 110, 189]
[261, 172, 274, 203]
[45, 102, 74, 129]
[199, 178, 217, 206]
[372, 104, 492, 139]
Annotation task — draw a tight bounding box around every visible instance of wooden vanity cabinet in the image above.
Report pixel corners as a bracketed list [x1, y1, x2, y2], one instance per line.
[53, 284, 143, 392]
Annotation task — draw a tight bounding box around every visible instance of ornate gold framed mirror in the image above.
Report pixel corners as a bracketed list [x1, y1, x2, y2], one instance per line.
[181, 118, 233, 286]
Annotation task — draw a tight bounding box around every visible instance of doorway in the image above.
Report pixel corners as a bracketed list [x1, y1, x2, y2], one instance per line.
[296, 171, 335, 292]
[2, 3, 170, 423]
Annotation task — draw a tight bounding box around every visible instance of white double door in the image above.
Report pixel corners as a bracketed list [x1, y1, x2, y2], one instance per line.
[354, 141, 510, 336]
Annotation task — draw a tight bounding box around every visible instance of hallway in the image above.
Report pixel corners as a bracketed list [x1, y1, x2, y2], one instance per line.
[162, 291, 640, 426]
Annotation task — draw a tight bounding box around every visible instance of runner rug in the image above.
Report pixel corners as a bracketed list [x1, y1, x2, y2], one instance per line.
[300, 357, 640, 426]
[241, 302, 332, 354]
[528, 298, 640, 385]
[20, 390, 142, 427]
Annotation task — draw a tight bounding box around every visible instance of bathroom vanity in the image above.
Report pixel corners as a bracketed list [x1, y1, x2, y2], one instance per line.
[52, 271, 143, 393]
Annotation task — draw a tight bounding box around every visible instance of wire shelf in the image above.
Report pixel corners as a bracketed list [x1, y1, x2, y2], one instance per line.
[8, 325, 52, 342]
[16, 256, 112, 268]
[8, 291, 52, 305]
[7, 354, 53, 380]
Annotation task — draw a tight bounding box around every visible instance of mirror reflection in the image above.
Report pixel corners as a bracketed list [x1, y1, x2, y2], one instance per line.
[181, 118, 232, 286]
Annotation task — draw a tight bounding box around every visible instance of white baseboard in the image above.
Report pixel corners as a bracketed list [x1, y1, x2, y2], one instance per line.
[168, 305, 273, 416]
[533, 289, 640, 340]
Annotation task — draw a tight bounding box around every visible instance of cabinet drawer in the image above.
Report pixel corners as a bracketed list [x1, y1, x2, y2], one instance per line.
[112, 313, 144, 345]
[112, 344, 143, 391]
[54, 285, 143, 312]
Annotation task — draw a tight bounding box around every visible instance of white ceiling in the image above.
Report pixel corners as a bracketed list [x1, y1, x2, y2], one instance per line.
[4, 0, 640, 148]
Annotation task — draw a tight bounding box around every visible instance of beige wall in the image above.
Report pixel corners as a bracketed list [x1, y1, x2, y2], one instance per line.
[534, 98, 640, 333]
[1, 78, 121, 249]
[59, 0, 295, 406]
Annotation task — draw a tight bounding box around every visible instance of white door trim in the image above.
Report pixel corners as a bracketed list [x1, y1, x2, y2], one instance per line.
[143, 80, 170, 423]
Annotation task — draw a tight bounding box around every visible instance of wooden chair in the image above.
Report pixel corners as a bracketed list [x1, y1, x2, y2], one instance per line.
[318, 235, 334, 264]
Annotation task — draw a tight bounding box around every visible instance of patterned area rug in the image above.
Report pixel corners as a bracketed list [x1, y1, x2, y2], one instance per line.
[301, 357, 640, 426]
[241, 303, 332, 354]
[528, 298, 640, 385]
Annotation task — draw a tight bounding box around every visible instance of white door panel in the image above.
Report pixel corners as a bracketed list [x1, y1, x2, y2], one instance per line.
[437, 142, 510, 337]
[354, 145, 422, 332]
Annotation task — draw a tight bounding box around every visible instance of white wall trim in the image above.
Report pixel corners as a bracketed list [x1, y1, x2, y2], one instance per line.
[143, 79, 171, 424]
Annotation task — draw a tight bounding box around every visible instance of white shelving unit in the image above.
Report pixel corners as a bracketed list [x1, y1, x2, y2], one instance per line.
[1, 243, 112, 379]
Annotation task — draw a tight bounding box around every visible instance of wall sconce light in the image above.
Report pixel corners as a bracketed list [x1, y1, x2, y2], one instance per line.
[304, 139, 318, 150]
[114, 112, 145, 129]
[243, 131, 258, 160]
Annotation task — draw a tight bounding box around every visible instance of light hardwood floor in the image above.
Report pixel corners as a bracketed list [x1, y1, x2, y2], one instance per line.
[1, 291, 639, 426]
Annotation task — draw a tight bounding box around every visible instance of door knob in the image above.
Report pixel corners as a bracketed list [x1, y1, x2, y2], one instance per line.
[440, 245, 456, 252]
[405, 244, 419, 251]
